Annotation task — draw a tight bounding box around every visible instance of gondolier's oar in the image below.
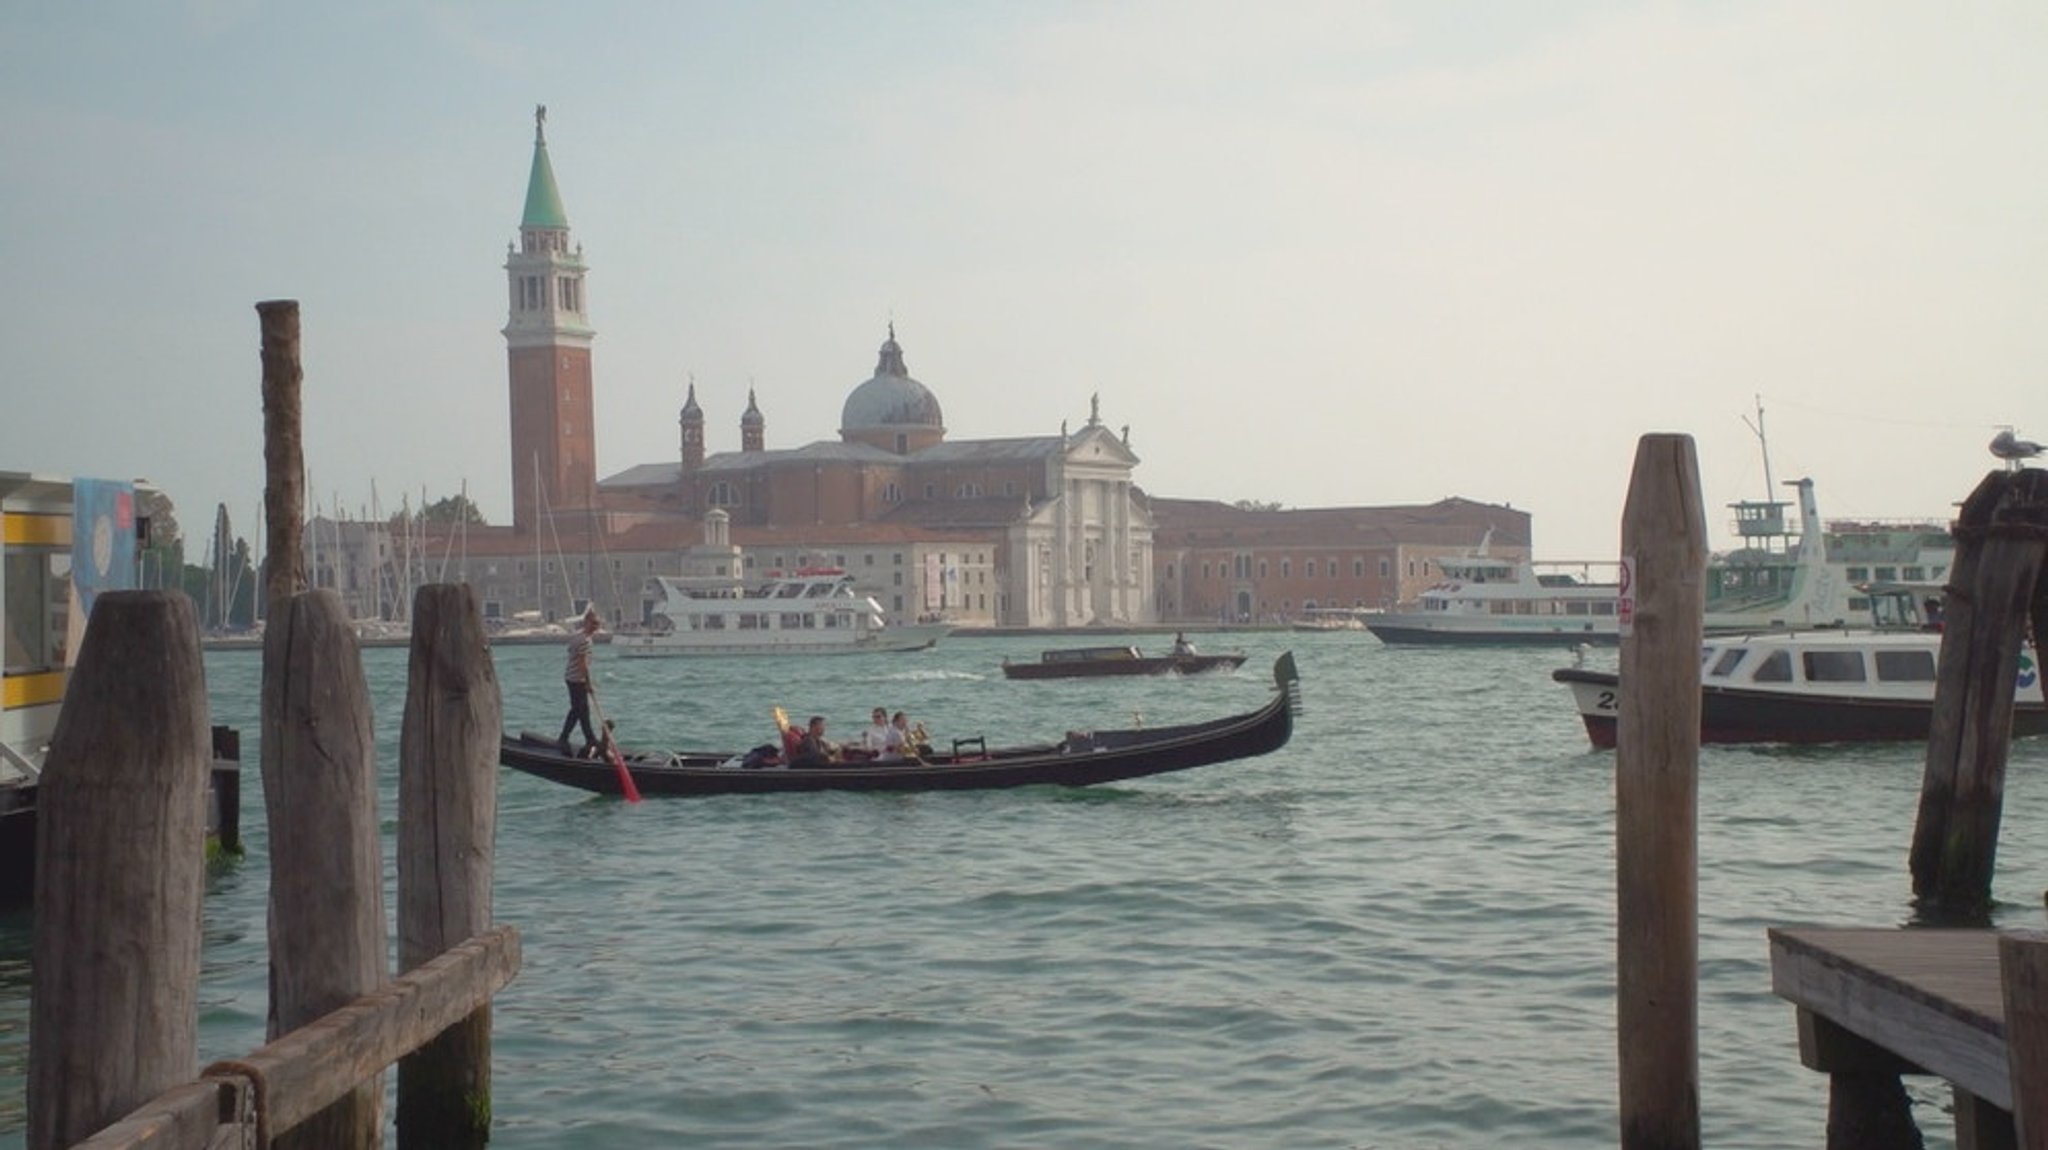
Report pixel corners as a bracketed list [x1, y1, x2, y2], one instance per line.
[586, 689, 643, 803]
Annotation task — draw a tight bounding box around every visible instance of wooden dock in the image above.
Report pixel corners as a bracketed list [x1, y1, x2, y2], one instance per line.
[1771, 926, 2008, 1105]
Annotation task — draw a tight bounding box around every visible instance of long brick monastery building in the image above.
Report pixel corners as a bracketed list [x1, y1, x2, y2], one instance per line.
[314, 111, 1531, 629]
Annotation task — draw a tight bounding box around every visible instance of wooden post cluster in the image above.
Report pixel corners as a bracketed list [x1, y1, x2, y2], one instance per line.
[397, 584, 503, 1148]
[33, 303, 518, 1150]
[1910, 468, 2048, 920]
[27, 592, 211, 1149]
[1614, 434, 1707, 1150]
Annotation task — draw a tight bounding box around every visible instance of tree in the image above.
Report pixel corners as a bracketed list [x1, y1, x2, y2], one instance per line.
[136, 487, 185, 592]
[422, 494, 486, 526]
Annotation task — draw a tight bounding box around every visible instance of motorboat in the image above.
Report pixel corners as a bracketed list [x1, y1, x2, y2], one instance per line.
[499, 654, 1301, 797]
[1553, 630, 2047, 748]
[611, 567, 950, 657]
[999, 644, 1248, 680]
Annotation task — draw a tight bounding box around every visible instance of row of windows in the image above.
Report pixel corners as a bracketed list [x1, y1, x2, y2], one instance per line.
[707, 480, 1022, 508]
[514, 272, 583, 312]
[1189, 557, 1381, 581]
[1709, 645, 1936, 684]
[1842, 565, 1937, 583]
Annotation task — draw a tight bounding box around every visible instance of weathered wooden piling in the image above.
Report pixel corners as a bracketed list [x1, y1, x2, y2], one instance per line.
[27, 591, 210, 1150]
[262, 589, 387, 1149]
[2001, 931, 2048, 1148]
[1615, 434, 1707, 1150]
[258, 298, 306, 604]
[1909, 468, 2048, 919]
[260, 299, 386, 1148]
[396, 584, 503, 1148]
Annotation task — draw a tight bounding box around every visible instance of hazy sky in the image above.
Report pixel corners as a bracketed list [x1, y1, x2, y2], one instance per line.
[4, 2, 2042, 561]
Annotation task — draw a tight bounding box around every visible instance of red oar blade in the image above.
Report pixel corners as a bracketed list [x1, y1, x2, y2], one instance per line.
[607, 744, 643, 803]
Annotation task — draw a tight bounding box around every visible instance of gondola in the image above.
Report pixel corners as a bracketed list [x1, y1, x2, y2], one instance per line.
[500, 653, 1300, 798]
[999, 645, 1248, 680]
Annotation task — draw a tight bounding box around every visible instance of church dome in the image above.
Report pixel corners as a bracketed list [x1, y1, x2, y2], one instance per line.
[841, 326, 943, 432]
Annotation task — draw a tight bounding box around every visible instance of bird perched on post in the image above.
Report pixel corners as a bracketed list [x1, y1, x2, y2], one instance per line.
[1990, 429, 2043, 469]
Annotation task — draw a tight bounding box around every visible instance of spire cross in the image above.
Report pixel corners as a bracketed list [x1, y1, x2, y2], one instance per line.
[534, 104, 547, 144]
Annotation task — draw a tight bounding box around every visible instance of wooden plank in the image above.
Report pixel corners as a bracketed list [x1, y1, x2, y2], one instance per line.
[1770, 927, 2009, 1109]
[202, 927, 521, 1141]
[260, 589, 386, 1149]
[396, 584, 502, 1149]
[28, 592, 210, 1149]
[1999, 932, 2048, 1147]
[1616, 434, 1708, 1150]
[69, 1080, 246, 1150]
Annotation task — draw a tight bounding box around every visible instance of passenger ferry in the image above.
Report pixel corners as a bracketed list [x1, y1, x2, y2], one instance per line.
[612, 567, 952, 658]
[1367, 478, 1864, 647]
[1364, 553, 1624, 646]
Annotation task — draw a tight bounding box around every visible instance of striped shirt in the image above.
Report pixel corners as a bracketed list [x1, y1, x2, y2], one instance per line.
[564, 633, 593, 684]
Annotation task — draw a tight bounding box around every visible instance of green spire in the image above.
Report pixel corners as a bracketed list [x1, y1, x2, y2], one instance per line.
[521, 104, 570, 230]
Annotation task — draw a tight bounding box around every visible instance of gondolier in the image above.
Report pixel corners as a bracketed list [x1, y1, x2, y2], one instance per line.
[558, 609, 602, 755]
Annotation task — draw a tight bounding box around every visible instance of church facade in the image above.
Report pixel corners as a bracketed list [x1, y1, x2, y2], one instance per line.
[599, 336, 1154, 628]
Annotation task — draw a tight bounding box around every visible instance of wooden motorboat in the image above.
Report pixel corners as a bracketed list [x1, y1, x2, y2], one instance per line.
[1554, 631, 2047, 748]
[999, 645, 1248, 680]
[500, 654, 1300, 797]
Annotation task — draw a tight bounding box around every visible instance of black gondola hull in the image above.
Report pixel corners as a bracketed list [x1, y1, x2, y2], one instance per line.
[502, 654, 1300, 797]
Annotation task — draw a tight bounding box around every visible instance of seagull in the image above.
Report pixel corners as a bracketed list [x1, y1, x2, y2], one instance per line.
[1990, 429, 2044, 469]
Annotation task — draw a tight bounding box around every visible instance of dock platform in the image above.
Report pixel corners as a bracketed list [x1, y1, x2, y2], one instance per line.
[1770, 925, 2024, 1147]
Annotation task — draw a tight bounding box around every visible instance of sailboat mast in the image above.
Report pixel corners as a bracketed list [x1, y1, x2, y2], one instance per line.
[533, 452, 544, 620]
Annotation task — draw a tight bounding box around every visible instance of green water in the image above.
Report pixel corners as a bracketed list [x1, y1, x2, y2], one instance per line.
[3, 631, 2044, 1147]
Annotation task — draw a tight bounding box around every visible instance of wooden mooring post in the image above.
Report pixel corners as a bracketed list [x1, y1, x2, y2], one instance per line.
[260, 292, 387, 1149]
[26, 592, 210, 1149]
[1615, 434, 1707, 1150]
[1909, 467, 2048, 920]
[397, 583, 503, 1147]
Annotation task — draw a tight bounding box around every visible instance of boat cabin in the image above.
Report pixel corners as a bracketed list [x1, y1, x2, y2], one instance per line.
[1697, 632, 1959, 701]
[1040, 646, 1143, 664]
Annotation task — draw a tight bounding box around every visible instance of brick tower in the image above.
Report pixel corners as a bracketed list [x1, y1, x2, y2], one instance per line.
[504, 104, 595, 535]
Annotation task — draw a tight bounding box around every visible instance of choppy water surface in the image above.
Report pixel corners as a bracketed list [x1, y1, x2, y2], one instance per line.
[6, 632, 2047, 1148]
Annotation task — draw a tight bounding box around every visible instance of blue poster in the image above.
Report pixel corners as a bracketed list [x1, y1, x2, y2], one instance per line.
[71, 478, 137, 617]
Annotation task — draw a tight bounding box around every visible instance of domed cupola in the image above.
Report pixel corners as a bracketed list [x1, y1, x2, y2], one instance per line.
[840, 324, 945, 454]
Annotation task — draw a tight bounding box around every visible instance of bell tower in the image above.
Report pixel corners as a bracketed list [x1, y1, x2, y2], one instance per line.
[504, 104, 595, 535]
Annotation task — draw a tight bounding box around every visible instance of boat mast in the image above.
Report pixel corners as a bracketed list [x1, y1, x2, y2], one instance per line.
[1741, 394, 1777, 503]
[533, 453, 544, 619]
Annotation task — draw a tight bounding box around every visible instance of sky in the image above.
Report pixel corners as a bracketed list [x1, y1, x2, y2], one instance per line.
[3, 1, 2043, 562]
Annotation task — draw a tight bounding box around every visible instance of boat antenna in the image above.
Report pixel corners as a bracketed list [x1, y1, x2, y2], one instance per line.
[1740, 394, 1777, 505]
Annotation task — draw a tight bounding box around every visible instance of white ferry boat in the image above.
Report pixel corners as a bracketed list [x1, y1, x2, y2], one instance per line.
[1364, 553, 1623, 646]
[612, 567, 951, 658]
[1367, 477, 1865, 647]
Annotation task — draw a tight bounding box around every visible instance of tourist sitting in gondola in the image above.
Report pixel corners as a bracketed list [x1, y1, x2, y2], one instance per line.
[857, 707, 898, 759]
[792, 715, 841, 767]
